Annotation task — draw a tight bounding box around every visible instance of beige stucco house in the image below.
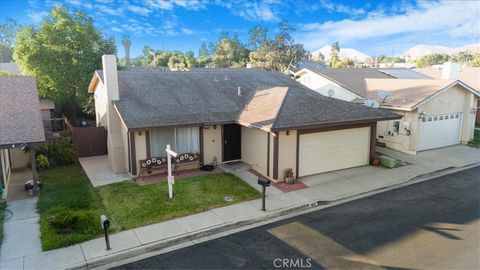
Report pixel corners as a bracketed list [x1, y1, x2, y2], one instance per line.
[88, 55, 400, 181]
[295, 66, 479, 155]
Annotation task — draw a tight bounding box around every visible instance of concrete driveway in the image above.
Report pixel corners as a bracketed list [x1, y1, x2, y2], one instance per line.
[78, 155, 130, 187]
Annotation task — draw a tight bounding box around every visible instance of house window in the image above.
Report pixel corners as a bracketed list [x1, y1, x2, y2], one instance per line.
[393, 121, 400, 133]
[422, 118, 426, 122]
[434, 117, 438, 121]
[455, 114, 459, 118]
[150, 127, 200, 156]
[428, 117, 432, 122]
[439, 116, 443, 120]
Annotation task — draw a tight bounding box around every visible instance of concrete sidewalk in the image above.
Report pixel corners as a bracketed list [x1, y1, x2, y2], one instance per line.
[0, 198, 42, 268]
[79, 155, 130, 187]
[2, 145, 479, 270]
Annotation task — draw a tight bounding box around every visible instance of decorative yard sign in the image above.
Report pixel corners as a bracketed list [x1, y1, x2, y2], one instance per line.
[166, 144, 178, 199]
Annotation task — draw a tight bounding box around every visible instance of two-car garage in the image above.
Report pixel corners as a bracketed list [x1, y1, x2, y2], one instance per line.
[297, 126, 372, 177]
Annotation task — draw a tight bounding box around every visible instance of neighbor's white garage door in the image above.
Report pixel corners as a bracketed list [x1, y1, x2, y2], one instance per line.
[417, 113, 462, 151]
[298, 127, 370, 177]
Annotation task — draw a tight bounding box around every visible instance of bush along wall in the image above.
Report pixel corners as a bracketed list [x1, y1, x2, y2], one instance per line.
[35, 136, 78, 168]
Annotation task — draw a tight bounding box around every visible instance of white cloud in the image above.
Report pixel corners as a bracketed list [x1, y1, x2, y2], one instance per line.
[126, 4, 152, 16]
[317, 0, 365, 16]
[65, 0, 93, 9]
[27, 11, 49, 23]
[219, 1, 278, 22]
[111, 27, 122, 32]
[181, 28, 195, 35]
[297, 0, 480, 52]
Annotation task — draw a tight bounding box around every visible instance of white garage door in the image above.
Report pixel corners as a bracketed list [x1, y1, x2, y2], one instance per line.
[299, 127, 370, 177]
[417, 113, 462, 151]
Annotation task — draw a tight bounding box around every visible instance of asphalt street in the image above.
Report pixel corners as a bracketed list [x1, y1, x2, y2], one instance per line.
[113, 166, 480, 270]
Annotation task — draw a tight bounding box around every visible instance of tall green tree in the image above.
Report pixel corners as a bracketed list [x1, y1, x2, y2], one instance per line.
[329, 41, 340, 67]
[249, 20, 306, 71]
[212, 33, 249, 68]
[198, 41, 209, 57]
[248, 24, 267, 49]
[0, 18, 19, 62]
[415, 53, 450, 68]
[14, 6, 116, 122]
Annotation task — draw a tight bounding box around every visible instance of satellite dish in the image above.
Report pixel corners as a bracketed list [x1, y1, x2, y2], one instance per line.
[363, 99, 380, 108]
[327, 89, 335, 97]
[377, 91, 392, 103]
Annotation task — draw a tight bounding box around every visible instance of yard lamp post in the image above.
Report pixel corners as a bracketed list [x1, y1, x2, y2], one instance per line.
[166, 144, 178, 199]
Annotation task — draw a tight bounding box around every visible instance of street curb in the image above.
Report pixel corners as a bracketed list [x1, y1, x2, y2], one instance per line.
[69, 163, 479, 270]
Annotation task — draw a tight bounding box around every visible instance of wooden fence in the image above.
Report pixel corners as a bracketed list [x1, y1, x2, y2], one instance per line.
[71, 126, 107, 157]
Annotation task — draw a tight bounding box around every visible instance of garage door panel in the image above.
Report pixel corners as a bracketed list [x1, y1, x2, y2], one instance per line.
[418, 114, 461, 151]
[299, 127, 370, 177]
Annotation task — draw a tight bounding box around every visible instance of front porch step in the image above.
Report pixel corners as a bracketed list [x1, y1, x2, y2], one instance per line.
[218, 161, 252, 173]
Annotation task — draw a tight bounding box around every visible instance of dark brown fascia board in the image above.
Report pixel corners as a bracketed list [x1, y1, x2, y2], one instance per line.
[127, 120, 236, 132]
[0, 141, 45, 150]
[271, 115, 402, 133]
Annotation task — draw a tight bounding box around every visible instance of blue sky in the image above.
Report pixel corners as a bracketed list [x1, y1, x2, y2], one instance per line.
[1, 0, 479, 58]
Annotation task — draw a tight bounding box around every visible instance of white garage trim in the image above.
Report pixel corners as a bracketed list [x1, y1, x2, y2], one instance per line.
[298, 127, 371, 177]
[417, 113, 462, 151]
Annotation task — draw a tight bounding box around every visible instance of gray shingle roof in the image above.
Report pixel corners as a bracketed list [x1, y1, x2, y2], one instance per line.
[0, 76, 45, 147]
[290, 60, 327, 73]
[104, 69, 400, 131]
[304, 68, 393, 97]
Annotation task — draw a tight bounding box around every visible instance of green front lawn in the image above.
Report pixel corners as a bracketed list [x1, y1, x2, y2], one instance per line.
[97, 173, 261, 230]
[38, 165, 110, 251]
[38, 165, 260, 250]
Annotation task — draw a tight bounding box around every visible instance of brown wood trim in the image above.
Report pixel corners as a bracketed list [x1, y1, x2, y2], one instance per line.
[266, 133, 270, 177]
[273, 132, 279, 180]
[145, 130, 151, 158]
[221, 125, 224, 162]
[199, 127, 204, 164]
[127, 132, 131, 173]
[297, 122, 375, 135]
[295, 131, 299, 179]
[272, 117, 401, 132]
[369, 124, 377, 164]
[130, 131, 137, 175]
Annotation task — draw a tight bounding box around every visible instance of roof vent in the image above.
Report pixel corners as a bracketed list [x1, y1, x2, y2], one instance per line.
[377, 91, 392, 103]
[237, 86, 242, 96]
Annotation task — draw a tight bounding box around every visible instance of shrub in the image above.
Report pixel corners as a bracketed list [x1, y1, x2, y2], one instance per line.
[36, 154, 50, 169]
[47, 208, 99, 235]
[36, 137, 77, 167]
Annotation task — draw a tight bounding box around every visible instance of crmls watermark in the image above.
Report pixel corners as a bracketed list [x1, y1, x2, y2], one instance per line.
[273, 258, 312, 268]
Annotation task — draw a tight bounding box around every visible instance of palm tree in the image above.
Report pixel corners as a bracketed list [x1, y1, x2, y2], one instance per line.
[122, 35, 131, 66]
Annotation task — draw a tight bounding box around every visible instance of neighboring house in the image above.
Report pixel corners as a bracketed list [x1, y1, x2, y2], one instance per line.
[295, 67, 479, 155]
[0, 76, 45, 198]
[88, 55, 400, 180]
[415, 63, 480, 123]
[294, 68, 393, 102]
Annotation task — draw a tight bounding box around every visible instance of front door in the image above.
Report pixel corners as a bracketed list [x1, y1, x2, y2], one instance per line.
[223, 124, 241, 162]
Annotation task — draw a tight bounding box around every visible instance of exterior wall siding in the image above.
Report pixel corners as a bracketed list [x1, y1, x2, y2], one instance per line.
[134, 131, 147, 176]
[241, 126, 268, 176]
[93, 81, 108, 127]
[296, 70, 359, 102]
[376, 111, 418, 155]
[9, 148, 30, 169]
[277, 130, 297, 181]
